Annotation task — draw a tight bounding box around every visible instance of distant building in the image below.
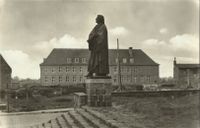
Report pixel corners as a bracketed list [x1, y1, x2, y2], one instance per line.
[173, 58, 200, 88]
[40, 48, 159, 86]
[0, 55, 12, 91]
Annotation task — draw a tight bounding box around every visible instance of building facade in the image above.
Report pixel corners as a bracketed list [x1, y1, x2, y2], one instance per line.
[40, 48, 159, 86]
[0, 55, 12, 91]
[173, 58, 200, 88]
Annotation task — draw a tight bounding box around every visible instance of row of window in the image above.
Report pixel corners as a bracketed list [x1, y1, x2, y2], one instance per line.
[43, 66, 156, 74]
[66, 58, 87, 63]
[116, 58, 134, 64]
[44, 66, 85, 73]
[113, 75, 155, 83]
[64, 57, 134, 64]
[44, 76, 84, 83]
[44, 75, 157, 84]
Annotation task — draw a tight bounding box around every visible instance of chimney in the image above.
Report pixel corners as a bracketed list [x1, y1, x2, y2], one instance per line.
[128, 47, 133, 57]
[173, 57, 176, 65]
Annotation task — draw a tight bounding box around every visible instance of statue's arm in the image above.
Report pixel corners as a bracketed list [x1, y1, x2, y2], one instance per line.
[87, 26, 98, 43]
[96, 25, 107, 52]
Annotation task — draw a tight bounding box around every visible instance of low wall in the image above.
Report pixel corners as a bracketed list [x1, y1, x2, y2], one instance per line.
[112, 89, 200, 97]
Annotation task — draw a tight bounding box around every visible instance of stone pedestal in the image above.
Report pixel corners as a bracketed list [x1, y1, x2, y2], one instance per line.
[85, 77, 112, 107]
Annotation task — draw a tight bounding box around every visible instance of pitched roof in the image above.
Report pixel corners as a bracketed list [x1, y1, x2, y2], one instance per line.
[0, 54, 12, 72]
[40, 48, 159, 66]
[176, 64, 200, 69]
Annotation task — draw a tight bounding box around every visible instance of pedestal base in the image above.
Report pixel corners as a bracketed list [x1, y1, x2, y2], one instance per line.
[85, 77, 112, 107]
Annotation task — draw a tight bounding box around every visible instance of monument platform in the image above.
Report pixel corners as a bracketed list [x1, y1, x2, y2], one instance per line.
[85, 77, 112, 107]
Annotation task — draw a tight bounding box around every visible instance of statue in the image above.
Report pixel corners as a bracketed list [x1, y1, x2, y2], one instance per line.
[86, 15, 109, 77]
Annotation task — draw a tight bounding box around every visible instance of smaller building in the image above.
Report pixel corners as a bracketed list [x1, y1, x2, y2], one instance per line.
[173, 58, 200, 89]
[0, 54, 12, 91]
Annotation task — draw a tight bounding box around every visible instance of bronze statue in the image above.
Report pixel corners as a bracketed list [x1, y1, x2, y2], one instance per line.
[86, 15, 109, 77]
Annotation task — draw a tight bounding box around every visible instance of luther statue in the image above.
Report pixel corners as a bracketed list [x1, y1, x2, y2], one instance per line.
[86, 15, 109, 77]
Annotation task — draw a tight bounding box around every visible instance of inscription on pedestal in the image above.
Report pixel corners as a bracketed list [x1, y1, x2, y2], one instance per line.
[85, 78, 112, 107]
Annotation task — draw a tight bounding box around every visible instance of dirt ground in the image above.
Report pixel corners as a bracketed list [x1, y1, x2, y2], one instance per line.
[92, 93, 200, 128]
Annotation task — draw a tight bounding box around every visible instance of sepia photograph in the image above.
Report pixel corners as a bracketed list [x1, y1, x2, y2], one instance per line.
[0, 0, 199, 128]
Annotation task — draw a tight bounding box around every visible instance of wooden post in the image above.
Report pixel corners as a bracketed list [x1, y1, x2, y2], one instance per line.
[117, 38, 123, 92]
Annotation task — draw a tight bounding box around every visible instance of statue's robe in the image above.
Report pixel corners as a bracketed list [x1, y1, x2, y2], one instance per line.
[87, 23, 109, 75]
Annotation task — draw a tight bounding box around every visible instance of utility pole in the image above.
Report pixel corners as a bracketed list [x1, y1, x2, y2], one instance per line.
[117, 38, 123, 92]
[6, 84, 9, 113]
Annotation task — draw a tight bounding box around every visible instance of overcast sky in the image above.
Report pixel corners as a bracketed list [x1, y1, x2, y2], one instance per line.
[0, 0, 199, 79]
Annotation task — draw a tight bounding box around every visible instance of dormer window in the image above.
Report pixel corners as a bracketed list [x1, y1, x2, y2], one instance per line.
[82, 58, 86, 63]
[123, 58, 127, 63]
[115, 58, 119, 63]
[75, 58, 79, 63]
[66, 58, 72, 63]
[130, 58, 134, 63]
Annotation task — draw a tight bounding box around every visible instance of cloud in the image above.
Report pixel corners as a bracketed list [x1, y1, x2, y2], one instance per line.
[0, 50, 41, 79]
[169, 34, 198, 53]
[141, 34, 199, 77]
[143, 39, 166, 46]
[142, 34, 199, 58]
[33, 34, 87, 57]
[193, 0, 199, 7]
[159, 28, 168, 34]
[0, 34, 87, 79]
[110, 26, 129, 36]
[0, 0, 4, 7]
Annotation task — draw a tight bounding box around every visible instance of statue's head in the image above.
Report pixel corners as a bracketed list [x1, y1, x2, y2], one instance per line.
[96, 15, 104, 24]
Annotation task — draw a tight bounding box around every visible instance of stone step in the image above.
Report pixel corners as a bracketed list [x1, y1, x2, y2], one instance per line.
[68, 110, 93, 128]
[51, 118, 60, 128]
[62, 112, 79, 128]
[57, 115, 70, 128]
[45, 120, 54, 128]
[55, 117, 63, 128]
[83, 107, 129, 128]
[77, 109, 110, 128]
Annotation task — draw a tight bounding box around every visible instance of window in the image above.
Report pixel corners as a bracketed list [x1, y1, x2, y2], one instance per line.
[80, 67, 82, 72]
[52, 68, 55, 73]
[115, 58, 119, 63]
[59, 67, 62, 72]
[73, 76, 76, 82]
[75, 58, 79, 63]
[66, 66, 70, 72]
[45, 76, 48, 82]
[130, 58, 134, 63]
[82, 58, 86, 63]
[79, 76, 82, 82]
[66, 76, 69, 82]
[114, 66, 117, 72]
[123, 58, 127, 63]
[72, 67, 76, 72]
[66, 58, 72, 63]
[52, 77, 55, 83]
[59, 76, 62, 83]
[147, 76, 150, 82]
[134, 77, 137, 83]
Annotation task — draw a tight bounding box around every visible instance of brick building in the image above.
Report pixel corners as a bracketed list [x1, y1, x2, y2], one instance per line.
[0, 54, 12, 91]
[173, 58, 200, 88]
[40, 48, 159, 86]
